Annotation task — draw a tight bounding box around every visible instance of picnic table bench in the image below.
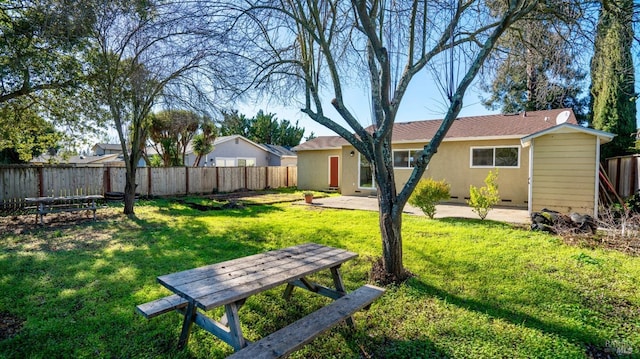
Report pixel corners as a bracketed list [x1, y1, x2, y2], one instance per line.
[136, 243, 385, 357]
[24, 195, 103, 225]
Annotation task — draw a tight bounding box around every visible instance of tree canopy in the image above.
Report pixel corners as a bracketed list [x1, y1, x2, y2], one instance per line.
[219, 109, 306, 147]
[480, 1, 589, 121]
[590, 0, 637, 158]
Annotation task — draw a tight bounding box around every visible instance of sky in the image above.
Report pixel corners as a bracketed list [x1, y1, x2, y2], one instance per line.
[238, 72, 640, 142]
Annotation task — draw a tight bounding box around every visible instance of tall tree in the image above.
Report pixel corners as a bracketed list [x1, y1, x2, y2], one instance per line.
[590, 0, 637, 159]
[219, 110, 252, 137]
[481, 2, 588, 119]
[87, 0, 233, 215]
[0, 100, 62, 163]
[192, 119, 217, 167]
[219, 109, 306, 146]
[0, 0, 91, 104]
[148, 110, 202, 167]
[229, 0, 538, 282]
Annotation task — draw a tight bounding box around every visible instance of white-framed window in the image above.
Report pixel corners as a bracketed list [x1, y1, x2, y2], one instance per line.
[215, 157, 257, 167]
[358, 153, 375, 189]
[470, 146, 520, 168]
[393, 149, 423, 168]
[237, 158, 256, 167]
[215, 158, 236, 167]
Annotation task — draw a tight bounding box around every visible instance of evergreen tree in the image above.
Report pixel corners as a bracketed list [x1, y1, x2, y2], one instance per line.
[589, 0, 636, 159]
[481, 2, 587, 120]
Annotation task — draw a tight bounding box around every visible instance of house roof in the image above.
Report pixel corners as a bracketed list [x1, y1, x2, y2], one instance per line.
[520, 123, 615, 147]
[293, 136, 348, 151]
[92, 143, 123, 152]
[261, 144, 297, 157]
[293, 108, 581, 151]
[182, 135, 269, 155]
[31, 153, 121, 165]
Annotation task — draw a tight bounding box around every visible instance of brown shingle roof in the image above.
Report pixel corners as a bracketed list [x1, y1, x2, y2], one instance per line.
[294, 109, 578, 150]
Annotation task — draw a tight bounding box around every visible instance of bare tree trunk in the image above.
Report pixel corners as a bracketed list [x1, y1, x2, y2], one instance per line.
[378, 191, 405, 282]
[123, 158, 137, 215]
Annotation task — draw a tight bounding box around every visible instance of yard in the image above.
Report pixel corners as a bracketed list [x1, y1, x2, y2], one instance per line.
[0, 197, 638, 358]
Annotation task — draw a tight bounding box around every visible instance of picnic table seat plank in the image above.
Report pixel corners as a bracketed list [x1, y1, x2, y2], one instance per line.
[135, 294, 189, 319]
[171, 247, 354, 301]
[227, 284, 385, 359]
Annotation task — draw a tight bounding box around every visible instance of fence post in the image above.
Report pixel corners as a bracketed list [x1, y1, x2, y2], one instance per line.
[265, 167, 269, 190]
[38, 166, 44, 197]
[148, 167, 152, 197]
[185, 167, 189, 195]
[244, 167, 248, 190]
[216, 166, 219, 192]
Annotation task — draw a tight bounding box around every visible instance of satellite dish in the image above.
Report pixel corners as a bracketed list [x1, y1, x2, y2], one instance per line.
[555, 110, 570, 124]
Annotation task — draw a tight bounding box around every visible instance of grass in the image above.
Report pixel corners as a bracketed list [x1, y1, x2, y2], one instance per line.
[0, 198, 638, 358]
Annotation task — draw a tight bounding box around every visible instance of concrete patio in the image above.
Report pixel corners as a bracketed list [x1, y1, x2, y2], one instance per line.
[305, 195, 531, 224]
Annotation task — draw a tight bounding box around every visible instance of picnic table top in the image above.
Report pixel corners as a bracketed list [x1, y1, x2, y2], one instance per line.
[25, 195, 103, 203]
[157, 243, 358, 311]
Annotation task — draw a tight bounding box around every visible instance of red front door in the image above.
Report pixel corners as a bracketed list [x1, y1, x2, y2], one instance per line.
[329, 156, 339, 187]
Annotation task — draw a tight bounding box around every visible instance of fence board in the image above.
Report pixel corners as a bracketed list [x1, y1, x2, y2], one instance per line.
[187, 167, 217, 194]
[218, 167, 244, 193]
[605, 155, 640, 198]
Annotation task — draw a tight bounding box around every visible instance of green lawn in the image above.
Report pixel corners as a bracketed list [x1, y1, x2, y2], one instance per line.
[0, 199, 638, 358]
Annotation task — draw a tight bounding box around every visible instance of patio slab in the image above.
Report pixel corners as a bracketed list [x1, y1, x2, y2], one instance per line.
[304, 195, 530, 224]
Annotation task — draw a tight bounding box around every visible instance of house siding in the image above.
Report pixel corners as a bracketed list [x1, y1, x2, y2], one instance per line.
[530, 132, 597, 215]
[388, 140, 529, 206]
[297, 149, 341, 190]
[189, 138, 270, 167]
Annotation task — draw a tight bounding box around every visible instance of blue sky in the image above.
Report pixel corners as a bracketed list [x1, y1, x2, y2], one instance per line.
[239, 71, 640, 140]
[239, 78, 500, 139]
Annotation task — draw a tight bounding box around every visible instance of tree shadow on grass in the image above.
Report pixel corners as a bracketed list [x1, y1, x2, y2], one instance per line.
[406, 278, 610, 355]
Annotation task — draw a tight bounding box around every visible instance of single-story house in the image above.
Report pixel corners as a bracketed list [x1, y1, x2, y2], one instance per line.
[293, 108, 614, 216]
[31, 153, 123, 166]
[184, 135, 297, 167]
[261, 144, 298, 167]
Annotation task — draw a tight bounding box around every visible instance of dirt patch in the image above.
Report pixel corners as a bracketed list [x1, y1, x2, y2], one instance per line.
[368, 257, 414, 286]
[560, 233, 640, 256]
[0, 207, 122, 237]
[0, 312, 24, 341]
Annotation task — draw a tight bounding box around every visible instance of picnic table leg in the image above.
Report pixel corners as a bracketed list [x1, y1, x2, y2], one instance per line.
[224, 301, 246, 351]
[38, 202, 44, 225]
[178, 301, 197, 349]
[330, 266, 355, 328]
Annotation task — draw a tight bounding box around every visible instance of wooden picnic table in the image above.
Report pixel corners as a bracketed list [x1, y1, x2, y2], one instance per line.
[24, 195, 103, 225]
[154, 243, 360, 352]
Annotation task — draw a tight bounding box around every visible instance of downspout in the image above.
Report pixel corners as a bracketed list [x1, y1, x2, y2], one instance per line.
[594, 137, 601, 218]
[528, 141, 534, 215]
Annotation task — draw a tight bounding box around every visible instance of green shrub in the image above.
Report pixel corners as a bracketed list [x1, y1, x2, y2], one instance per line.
[467, 170, 500, 220]
[409, 178, 451, 219]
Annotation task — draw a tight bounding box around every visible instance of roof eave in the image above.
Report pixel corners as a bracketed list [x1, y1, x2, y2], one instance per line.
[520, 123, 615, 147]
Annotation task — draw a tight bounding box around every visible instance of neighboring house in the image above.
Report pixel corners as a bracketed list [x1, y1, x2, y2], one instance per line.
[293, 109, 614, 216]
[184, 135, 274, 167]
[31, 153, 122, 166]
[91, 143, 123, 156]
[261, 144, 297, 167]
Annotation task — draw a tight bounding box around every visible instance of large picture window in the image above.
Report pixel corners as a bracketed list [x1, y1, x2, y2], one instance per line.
[393, 149, 422, 168]
[471, 146, 519, 168]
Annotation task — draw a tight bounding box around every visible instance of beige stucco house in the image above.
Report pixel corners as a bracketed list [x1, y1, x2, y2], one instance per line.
[293, 108, 614, 216]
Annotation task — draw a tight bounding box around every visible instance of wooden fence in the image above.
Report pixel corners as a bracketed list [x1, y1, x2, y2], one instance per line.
[605, 155, 640, 198]
[1, 165, 297, 210]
